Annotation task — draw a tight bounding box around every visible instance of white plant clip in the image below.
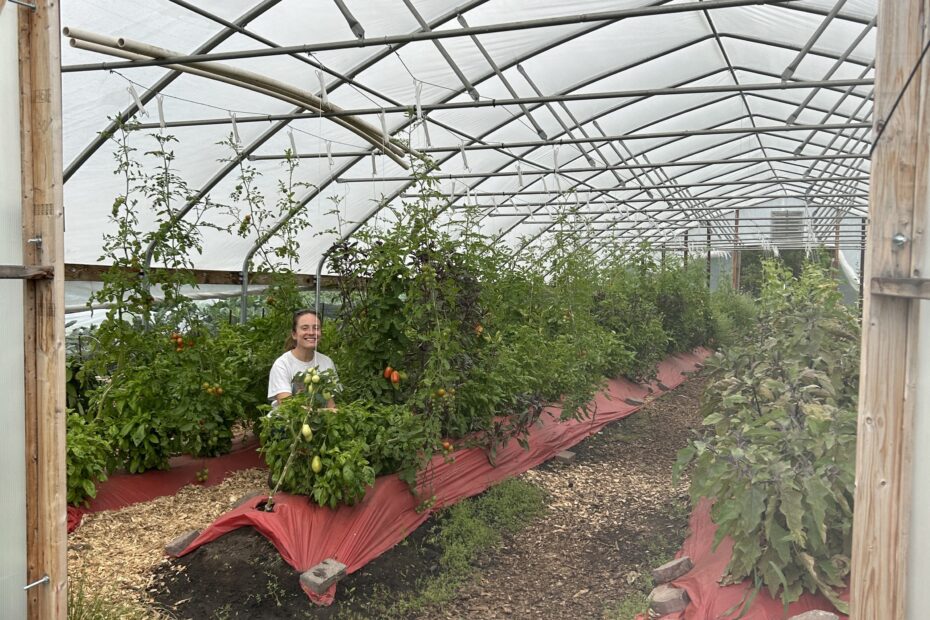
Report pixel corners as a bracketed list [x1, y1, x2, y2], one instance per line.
[460, 142, 469, 171]
[326, 141, 333, 169]
[156, 94, 165, 132]
[128, 84, 147, 117]
[317, 70, 328, 107]
[379, 110, 388, 147]
[288, 129, 297, 157]
[230, 111, 240, 144]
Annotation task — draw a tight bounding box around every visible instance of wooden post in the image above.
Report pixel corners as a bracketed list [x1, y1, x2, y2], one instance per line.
[731, 209, 741, 291]
[19, 2, 66, 619]
[851, 1, 929, 618]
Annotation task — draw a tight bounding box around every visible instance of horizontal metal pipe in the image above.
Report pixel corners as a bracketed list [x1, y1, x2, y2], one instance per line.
[61, 0, 800, 72]
[348, 175, 868, 189]
[336, 153, 870, 182]
[240, 121, 872, 159]
[233, 79, 875, 119]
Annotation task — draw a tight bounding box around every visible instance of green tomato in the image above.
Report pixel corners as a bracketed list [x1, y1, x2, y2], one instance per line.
[311, 374, 321, 384]
[311, 455, 323, 473]
[301, 424, 313, 441]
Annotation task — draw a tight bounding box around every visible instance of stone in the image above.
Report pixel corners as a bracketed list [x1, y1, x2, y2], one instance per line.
[624, 397, 645, 406]
[651, 556, 693, 584]
[657, 381, 670, 391]
[787, 612, 840, 620]
[649, 584, 690, 615]
[231, 490, 265, 510]
[164, 529, 200, 557]
[554, 450, 575, 463]
[300, 558, 347, 595]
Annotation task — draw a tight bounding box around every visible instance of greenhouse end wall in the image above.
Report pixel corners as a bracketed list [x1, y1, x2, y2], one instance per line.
[0, 5, 28, 620]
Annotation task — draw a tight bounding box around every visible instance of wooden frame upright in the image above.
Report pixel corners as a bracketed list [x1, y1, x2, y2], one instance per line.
[18, 1, 67, 618]
[851, 0, 930, 617]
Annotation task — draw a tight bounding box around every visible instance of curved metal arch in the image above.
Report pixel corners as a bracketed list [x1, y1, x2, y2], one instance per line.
[131, 0, 493, 272]
[246, 1, 876, 287]
[63, 0, 283, 182]
[493, 116, 872, 247]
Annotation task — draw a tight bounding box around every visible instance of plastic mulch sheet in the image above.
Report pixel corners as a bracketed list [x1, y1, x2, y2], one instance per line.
[67, 437, 264, 533]
[172, 348, 710, 605]
[641, 498, 848, 620]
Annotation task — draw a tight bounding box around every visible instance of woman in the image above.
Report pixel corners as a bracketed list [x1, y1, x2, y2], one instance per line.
[267, 309, 337, 407]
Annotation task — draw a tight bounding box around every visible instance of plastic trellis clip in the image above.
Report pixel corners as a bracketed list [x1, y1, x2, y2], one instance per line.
[288, 129, 297, 157]
[156, 94, 165, 132]
[371, 151, 377, 175]
[517, 162, 523, 186]
[230, 111, 240, 144]
[379, 110, 388, 147]
[414, 80, 424, 120]
[127, 84, 147, 117]
[460, 142, 469, 171]
[326, 141, 333, 169]
[317, 70, 328, 107]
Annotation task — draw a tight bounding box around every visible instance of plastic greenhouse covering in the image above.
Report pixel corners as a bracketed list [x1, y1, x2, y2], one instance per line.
[59, 0, 876, 309]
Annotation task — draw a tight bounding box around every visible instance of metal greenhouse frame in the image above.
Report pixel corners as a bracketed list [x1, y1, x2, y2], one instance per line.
[4, 0, 930, 617]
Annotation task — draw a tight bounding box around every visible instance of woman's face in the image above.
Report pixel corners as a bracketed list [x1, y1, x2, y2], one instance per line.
[293, 313, 321, 353]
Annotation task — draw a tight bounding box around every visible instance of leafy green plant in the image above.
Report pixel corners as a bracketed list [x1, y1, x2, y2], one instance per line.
[66, 411, 111, 506]
[258, 369, 433, 507]
[675, 261, 859, 614]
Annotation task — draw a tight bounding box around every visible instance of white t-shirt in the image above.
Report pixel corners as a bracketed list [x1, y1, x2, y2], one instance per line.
[267, 349, 337, 402]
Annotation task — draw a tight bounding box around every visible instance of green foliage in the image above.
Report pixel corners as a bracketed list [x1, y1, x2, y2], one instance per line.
[68, 135, 727, 509]
[675, 261, 859, 613]
[709, 283, 759, 348]
[376, 478, 547, 617]
[68, 577, 151, 620]
[259, 369, 432, 507]
[66, 411, 111, 506]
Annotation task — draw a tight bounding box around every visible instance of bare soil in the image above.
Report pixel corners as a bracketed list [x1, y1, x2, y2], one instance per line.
[145, 375, 707, 620]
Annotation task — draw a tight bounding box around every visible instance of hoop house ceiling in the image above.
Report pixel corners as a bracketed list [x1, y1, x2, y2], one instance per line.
[60, 0, 877, 274]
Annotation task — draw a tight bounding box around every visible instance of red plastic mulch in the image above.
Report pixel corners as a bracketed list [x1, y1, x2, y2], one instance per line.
[172, 348, 711, 605]
[638, 498, 848, 620]
[67, 436, 264, 533]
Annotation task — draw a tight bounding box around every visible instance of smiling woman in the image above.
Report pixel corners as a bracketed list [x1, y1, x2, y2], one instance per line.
[267, 309, 337, 406]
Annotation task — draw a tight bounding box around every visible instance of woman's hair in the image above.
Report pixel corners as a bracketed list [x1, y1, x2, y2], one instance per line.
[284, 309, 321, 351]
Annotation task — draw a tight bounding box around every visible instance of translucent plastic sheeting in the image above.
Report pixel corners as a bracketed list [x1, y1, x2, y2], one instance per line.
[60, 1, 877, 272]
[0, 8, 28, 617]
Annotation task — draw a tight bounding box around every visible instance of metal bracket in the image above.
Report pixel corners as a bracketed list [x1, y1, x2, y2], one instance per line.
[23, 575, 49, 591]
[9, 0, 38, 9]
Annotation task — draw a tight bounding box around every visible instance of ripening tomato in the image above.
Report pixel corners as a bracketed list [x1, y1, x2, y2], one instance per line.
[390, 370, 400, 384]
[383, 366, 394, 379]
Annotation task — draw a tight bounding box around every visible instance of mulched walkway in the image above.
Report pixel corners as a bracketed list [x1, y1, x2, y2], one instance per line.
[414, 376, 707, 620]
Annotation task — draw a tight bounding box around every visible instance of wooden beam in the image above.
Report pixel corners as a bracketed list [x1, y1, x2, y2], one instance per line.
[851, 1, 930, 617]
[870, 277, 930, 300]
[63, 263, 344, 288]
[0, 265, 53, 280]
[18, 2, 66, 619]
